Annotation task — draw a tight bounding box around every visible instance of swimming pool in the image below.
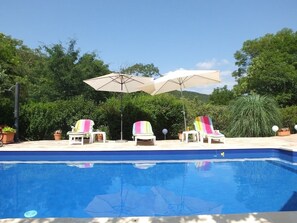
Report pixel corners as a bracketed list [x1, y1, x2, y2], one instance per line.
[0, 149, 297, 218]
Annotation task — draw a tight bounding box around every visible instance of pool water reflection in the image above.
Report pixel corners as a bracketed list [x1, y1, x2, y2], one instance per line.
[0, 160, 297, 218]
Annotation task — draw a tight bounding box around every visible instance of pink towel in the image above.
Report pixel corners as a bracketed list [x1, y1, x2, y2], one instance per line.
[133, 121, 153, 134]
[83, 120, 91, 132]
[75, 119, 93, 132]
[202, 116, 213, 134]
[194, 116, 221, 136]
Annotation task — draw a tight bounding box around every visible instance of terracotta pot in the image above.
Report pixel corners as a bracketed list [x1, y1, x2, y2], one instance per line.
[277, 129, 290, 136]
[178, 133, 183, 141]
[54, 133, 62, 140]
[97, 134, 104, 141]
[2, 133, 15, 144]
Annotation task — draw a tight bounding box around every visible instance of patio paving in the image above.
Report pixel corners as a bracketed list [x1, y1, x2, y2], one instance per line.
[2, 133, 297, 151]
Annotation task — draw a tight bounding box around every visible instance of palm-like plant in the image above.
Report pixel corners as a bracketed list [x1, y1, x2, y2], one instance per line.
[228, 94, 281, 137]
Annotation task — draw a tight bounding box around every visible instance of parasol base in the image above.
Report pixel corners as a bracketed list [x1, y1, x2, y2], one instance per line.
[116, 139, 128, 143]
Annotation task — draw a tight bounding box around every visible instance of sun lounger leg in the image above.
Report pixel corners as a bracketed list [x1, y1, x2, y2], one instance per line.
[69, 135, 84, 145]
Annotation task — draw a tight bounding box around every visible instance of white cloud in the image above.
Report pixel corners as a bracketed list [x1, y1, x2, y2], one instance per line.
[196, 61, 215, 69]
[195, 58, 230, 69]
[220, 69, 233, 76]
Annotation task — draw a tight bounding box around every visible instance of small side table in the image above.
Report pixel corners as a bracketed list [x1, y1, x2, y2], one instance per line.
[182, 130, 199, 143]
[91, 131, 106, 143]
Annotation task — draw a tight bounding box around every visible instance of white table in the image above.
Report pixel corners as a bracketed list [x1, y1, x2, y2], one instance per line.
[182, 130, 199, 143]
[91, 131, 106, 143]
[68, 132, 88, 145]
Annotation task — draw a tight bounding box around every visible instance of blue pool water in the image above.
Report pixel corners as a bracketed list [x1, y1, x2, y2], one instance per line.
[1, 159, 297, 218]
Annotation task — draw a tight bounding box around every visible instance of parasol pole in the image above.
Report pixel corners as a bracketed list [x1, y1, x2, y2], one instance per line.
[120, 75, 124, 141]
[120, 92, 123, 141]
[116, 74, 128, 142]
[180, 84, 187, 131]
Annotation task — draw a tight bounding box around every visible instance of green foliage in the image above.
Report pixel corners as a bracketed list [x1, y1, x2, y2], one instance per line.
[0, 33, 23, 91]
[98, 93, 184, 140]
[2, 126, 16, 133]
[96, 92, 228, 140]
[0, 97, 14, 126]
[227, 94, 281, 137]
[186, 102, 228, 134]
[18, 91, 230, 141]
[21, 97, 101, 140]
[0, 33, 39, 120]
[4, 31, 297, 141]
[280, 106, 297, 132]
[0, 34, 113, 137]
[232, 28, 297, 107]
[30, 40, 110, 102]
[169, 90, 209, 103]
[209, 85, 235, 105]
[121, 63, 160, 77]
[136, 94, 184, 139]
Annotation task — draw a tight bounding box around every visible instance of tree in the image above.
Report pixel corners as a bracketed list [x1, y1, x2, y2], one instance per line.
[29, 40, 110, 102]
[0, 33, 36, 97]
[0, 33, 22, 89]
[209, 85, 235, 105]
[0, 33, 39, 125]
[232, 28, 297, 107]
[121, 63, 160, 77]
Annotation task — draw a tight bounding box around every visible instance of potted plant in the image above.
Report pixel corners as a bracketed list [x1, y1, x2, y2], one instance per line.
[2, 126, 16, 144]
[277, 127, 290, 136]
[54, 129, 62, 140]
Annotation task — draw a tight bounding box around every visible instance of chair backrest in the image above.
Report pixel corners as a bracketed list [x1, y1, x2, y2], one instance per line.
[194, 116, 215, 134]
[133, 121, 154, 135]
[73, 119, 94, 133]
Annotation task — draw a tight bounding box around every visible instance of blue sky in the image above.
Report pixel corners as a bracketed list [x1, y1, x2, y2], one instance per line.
[1, 0, 297, 94]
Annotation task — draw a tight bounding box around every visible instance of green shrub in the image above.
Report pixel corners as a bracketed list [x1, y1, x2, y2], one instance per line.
[0, 97, 14, 127]
[98, 93, 184, 140]
[21, 96, 101, 140]
[139, 94, 184, 139]
[20, 93, 231, 141]
[227, 94, 281, 137]
[280, 106, 297, 133]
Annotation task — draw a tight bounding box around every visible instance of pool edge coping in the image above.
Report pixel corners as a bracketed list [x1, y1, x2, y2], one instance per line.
[1, 211, 297, 223]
